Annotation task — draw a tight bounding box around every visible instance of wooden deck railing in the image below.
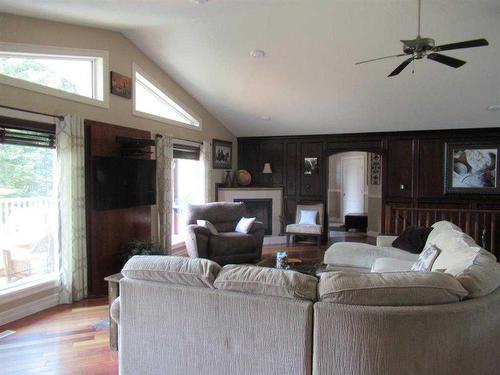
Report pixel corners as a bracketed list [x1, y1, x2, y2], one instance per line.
[384, 205, 500, 258]
[0, 197, 54, 227]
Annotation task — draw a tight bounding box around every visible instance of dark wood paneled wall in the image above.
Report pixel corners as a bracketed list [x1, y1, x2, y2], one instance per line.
[85, 120, 152, 297]
[238, 127, 500, 240]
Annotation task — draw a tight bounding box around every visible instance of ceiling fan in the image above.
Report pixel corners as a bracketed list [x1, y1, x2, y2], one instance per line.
[355, 0, 489, 77]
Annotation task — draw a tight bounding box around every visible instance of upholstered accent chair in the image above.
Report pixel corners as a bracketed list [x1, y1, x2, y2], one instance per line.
[185, 202, 265, 265]
[285, 203, 324, 247]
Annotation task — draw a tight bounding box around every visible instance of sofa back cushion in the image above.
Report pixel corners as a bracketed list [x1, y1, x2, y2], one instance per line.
[186, 202, 247, 232]
[428, 229, 500, 297]
[122, 255, 221, 288]
[214, 264, 318, 301]
[425, 220, 462, 248]
[318, 271, 468, 306]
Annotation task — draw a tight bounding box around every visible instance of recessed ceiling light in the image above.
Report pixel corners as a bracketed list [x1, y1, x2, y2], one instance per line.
[190, 0, 208, 4]
[250, 50, 266, 58]
[486, 105, 500, 111]
[260, 116, 271, 121]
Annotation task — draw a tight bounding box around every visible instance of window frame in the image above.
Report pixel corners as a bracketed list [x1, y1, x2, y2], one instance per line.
[132, 63, 202, 130]
[0, 42, 109, 108]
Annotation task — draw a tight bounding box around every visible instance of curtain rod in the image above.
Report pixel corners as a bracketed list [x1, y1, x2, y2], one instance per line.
[155, 133, 203, 145]
[0, 104, 64, 120]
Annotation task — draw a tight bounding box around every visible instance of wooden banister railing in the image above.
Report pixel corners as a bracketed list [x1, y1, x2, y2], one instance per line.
[384, 205, 500, 258]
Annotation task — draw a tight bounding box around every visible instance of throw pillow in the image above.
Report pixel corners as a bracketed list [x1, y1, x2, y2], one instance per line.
[235, 217, 256, 234]
[299, 210, 318, 225]
[411, 245, 441, 271]
[392, 225, 433, 253]
[196, 220, 219, 235]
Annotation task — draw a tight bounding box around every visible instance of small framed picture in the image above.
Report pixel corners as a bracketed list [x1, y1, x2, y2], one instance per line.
[110, 71, 132, 99]
[212, 139, 233, 169]
[304, 157, 318, 174]
[444, 142, 500, 194]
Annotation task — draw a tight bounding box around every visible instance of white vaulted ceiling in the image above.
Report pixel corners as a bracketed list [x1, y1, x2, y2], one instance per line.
[0, 0, 499, 136]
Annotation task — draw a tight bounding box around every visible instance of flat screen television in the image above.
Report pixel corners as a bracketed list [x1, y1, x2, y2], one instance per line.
[94, 156, 156, 210]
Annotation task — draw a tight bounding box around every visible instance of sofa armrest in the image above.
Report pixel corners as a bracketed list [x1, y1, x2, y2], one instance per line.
[376, 235, 398, 248]
[185, 224, 210, 258]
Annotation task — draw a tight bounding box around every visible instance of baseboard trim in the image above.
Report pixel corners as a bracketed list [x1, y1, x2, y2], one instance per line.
[0, 292, 59, 327]
[367, 230, 380, 238]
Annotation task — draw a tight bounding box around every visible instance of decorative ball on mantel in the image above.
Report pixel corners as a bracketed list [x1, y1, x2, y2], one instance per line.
[236, 169, 252, 186]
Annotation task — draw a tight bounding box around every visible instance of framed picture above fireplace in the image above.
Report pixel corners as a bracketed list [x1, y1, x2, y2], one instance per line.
[212, 139, 232, 169]
[444, 142, 500, 194]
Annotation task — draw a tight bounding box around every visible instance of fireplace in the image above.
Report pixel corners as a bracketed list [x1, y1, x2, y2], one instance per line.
[234, 199, 272, 235]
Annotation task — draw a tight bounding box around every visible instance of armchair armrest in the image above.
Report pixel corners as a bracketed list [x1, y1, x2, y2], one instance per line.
[376, 235, 398, 248]
[185, 224, 210, 259]
[248, 220, 265, 259]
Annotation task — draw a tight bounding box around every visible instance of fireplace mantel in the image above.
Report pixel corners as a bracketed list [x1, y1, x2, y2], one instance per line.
[216, 187, 283, 236]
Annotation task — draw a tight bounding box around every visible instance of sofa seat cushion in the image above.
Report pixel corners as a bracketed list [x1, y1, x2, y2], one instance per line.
[318, 271, 468, 306]
[214, 264, 318, 301]
[122, 255, 221, 288]
[371, 257, 415, 273]
[209, 232, 257, 257]
[323, 242, 418, 269]
[286, 223, 322, 234]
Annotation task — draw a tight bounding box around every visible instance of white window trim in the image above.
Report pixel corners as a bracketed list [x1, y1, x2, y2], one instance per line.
[132, 63, 202, 130]
[0, 273, 59, 305]
[0, 42, 109, 108]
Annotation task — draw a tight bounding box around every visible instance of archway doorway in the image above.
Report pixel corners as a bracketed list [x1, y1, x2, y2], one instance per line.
[327, 151, 382, 243]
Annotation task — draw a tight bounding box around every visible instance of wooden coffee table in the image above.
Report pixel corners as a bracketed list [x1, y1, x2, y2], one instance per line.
[256, 257, 326, 277]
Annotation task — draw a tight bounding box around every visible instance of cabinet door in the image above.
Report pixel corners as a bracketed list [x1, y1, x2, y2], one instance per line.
[286, 142, 298, 195]
[260, 141, 284, 187]
[386, 139, 414, 198]
[238, 142, 261, 186]
[300, 142, 323, 197]
[418, 139, 444, 198]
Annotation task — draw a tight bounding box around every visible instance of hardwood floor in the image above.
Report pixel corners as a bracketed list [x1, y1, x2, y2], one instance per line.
[0, 298, 117, 375]
[0, 234, 372, 375]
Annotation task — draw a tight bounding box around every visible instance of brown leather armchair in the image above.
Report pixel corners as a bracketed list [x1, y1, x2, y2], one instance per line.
[185, 202, 265, 265]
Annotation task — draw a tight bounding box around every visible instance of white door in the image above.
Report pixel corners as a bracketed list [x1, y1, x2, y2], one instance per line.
[341, 156, 365, 220]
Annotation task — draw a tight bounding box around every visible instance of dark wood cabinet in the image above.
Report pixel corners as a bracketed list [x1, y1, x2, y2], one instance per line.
[386, 139, 414, 199]
[417, 139, 444, 198]
[285, 142, 298, 195]
[260, 141, 284, 187]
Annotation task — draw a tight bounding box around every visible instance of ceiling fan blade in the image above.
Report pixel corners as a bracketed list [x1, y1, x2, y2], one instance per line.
[427, 53, 466, 68]
[434, 38, 489, 52]
[355, 53, 407, 65]
[388, 57, 414, 77]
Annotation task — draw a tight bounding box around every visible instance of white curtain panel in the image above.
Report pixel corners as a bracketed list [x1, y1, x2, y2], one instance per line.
[156, 134, 173, 254]
[56, 114, 87, 303]
[201, 140, 213, 203]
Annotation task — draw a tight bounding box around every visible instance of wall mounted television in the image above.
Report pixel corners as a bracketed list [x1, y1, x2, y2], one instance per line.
[94, 156, 156, 210]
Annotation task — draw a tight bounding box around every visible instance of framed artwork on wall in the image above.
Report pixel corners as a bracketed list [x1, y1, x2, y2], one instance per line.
[304, 157, 318, 174]
[110, 71, 132, 99]
[212, 139, 232, 169]
[444, 142, 500, 194]
[368, 153, 381, 185]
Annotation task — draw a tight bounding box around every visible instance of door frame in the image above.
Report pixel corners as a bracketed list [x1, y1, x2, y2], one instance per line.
[340, 154, 366, 222]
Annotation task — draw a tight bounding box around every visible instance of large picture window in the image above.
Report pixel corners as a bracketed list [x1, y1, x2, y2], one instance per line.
[133, 64, 200, 129]
[0, 124, 58, 292]
[0, 43, 108, 107]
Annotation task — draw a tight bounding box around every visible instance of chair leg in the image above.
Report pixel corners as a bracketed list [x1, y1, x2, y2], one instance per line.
[317, 236, 321, 248]
[286, 234, 290, 247]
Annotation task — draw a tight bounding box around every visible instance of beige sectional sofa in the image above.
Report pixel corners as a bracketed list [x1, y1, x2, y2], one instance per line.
[113, 221, 500, 375]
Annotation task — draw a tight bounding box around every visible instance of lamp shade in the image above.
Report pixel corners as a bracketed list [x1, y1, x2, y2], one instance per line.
[262, 163, 272, 174]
